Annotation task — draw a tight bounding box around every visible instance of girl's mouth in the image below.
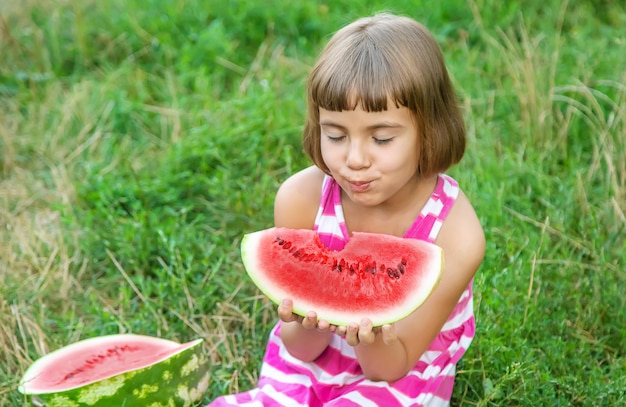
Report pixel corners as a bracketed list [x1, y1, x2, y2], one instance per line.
[348, 181, 371, 192]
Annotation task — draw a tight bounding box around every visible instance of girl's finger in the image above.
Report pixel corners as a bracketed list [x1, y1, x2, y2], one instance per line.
[381, 324, 397, 345]
[317, 319, 331, 331]
[357, 318, 376, 345]
[345, 323, 360, 346]
[301, 311, 319, 329]
[277, 299, 296, 322]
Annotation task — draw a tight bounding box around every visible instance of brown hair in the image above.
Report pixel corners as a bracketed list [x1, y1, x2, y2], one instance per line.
[302, 13, 466, 176]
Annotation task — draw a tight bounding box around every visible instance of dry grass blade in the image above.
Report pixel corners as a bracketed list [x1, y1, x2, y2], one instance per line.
[553, 81, 626, 223]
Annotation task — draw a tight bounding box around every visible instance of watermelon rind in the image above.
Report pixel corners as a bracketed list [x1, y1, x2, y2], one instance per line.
[18, 334, 209, 407]
[241, 228, 444, 327]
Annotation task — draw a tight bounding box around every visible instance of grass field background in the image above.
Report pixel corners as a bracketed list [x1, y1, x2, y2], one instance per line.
[1, 0, 624, 405]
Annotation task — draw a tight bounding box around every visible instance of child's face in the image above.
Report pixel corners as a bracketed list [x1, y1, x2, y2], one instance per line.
[319, 100, 421, 207]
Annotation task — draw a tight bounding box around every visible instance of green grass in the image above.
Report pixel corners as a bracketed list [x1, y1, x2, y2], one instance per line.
[1, 0, 624, 405]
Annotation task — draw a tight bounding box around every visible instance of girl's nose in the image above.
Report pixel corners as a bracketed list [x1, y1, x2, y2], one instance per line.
[345, 142, 370, 169]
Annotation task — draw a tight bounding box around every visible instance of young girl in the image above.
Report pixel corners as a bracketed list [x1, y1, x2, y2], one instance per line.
[210, 12, 485, 407]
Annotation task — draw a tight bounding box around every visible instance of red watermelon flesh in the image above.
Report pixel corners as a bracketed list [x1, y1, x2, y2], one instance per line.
[241, 227, 444, 326]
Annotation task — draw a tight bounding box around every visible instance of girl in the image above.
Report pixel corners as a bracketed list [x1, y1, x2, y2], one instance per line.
[211, 12, 485, 407]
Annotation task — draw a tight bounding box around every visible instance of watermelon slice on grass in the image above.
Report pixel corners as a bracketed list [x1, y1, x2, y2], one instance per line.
[18, 334, 209, 407]
[241, 227, 444, 326]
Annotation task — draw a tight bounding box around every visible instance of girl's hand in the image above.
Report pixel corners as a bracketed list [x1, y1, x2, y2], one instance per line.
[336, 319, 398, 347]
[277, 299, 398, 345]
[277, 299, 332, 331]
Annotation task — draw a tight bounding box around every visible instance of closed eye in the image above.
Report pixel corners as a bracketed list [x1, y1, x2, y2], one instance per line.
[373, 137, 393, 145]
[326, 134, 346, 142]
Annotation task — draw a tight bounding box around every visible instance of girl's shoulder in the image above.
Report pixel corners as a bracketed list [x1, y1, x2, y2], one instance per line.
[436, 187, 485, 278]
[274, 166, 326, 229]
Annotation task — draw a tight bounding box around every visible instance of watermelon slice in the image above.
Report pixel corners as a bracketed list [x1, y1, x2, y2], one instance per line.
[18, 334, 209, 407]
[241, 227, 444, 326]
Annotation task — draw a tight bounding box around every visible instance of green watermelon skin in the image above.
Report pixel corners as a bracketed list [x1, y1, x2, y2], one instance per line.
[20, 337, 209, 407]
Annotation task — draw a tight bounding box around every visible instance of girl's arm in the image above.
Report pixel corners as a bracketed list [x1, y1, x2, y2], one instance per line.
[277, 300, 334, 362]
[352, 190, 485, 382]
[272, 166, 333, 362]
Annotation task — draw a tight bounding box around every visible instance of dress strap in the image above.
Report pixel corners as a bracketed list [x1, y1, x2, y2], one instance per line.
[313, 175, 350, 251]
[404, 174, 459, 243]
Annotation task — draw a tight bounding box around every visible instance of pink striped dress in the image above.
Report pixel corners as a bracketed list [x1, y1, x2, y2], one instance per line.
[209, 174, 475, 407]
